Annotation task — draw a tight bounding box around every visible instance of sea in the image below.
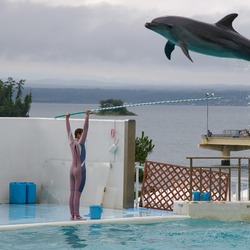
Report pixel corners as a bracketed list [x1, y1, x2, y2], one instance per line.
[29, 103, 250, 167]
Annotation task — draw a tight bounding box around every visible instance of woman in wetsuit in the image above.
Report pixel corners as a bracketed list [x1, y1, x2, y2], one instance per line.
[66, 111, 90, 220]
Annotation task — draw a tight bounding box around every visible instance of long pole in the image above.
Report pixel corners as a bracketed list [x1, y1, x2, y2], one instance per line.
[55, 96, 223, 119]
[207, 97, 209, 137]
[205, 93, 214, 137]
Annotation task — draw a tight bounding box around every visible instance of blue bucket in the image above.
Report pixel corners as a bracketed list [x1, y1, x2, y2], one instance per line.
[89, 205, 103, 220]
[202, 192, 211, 201]
[192, 191, 200, 201]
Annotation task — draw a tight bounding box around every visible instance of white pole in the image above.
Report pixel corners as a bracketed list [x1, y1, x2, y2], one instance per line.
[135, 163, 139, 208]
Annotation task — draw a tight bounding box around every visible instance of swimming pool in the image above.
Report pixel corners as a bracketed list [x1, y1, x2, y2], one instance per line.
[1, 219, 250, 250]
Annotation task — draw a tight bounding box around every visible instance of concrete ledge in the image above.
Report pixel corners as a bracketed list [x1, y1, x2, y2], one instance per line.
[173, 200, 250, 221]
[0, 215, 190, 231]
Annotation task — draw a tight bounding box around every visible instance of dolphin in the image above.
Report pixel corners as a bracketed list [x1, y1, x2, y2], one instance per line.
[145, 13, 250, 62]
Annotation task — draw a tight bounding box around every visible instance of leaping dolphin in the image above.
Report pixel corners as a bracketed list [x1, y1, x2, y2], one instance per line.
[145, 13, 250, 62]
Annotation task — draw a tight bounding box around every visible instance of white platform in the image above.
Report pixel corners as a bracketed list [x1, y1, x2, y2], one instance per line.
[173, 200, 250, 221]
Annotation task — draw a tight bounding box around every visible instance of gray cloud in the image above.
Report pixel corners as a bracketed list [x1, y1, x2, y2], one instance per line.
[1, 0, 250, 86]
[0, 1, 161, 64]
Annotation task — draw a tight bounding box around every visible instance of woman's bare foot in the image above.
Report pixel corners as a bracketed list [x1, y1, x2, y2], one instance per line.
[75, 215, 86, 220]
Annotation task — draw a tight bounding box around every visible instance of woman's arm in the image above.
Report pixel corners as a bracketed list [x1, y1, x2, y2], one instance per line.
[79, 110, 90, 145]
[66, 113, 74, 145]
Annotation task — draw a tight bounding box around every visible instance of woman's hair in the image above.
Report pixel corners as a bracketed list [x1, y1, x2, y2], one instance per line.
[74, 128, 83, 138]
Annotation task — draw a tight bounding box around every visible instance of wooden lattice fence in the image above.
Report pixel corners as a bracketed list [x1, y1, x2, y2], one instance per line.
[140, 161, 229, 211]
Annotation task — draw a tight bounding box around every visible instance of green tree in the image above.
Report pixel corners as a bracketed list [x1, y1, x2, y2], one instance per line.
[0, 77, 32, 117]
[135, 131, 155, 182]
[135, 131, 155, 165]
[98, 99, 135, 115]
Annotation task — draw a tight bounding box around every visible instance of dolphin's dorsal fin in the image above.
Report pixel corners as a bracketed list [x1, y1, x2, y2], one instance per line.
[215, 13, 238, 33]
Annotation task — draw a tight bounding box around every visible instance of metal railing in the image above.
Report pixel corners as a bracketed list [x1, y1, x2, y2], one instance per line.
[135, 163, 144, 208]
[187, 156, 250, 202]
[202, 129, 250, 138]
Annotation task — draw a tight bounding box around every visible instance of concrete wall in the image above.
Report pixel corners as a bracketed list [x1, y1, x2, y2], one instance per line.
[0, 117, 135, 209]
[173, 201, 250, 221]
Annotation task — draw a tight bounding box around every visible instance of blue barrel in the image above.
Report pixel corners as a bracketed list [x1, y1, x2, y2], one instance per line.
[26, 182, 36, 204]
[9, 182, 26, 204]
[89, 205, 103, 219]
[192, 191, 200, 201]
[202, 192, 211, 201]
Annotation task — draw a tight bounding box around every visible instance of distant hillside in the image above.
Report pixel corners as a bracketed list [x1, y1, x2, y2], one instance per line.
[24, 87, 250, 106]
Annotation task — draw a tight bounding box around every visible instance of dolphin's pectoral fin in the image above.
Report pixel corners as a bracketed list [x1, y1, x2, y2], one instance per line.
[164, 41, 175, 60]
[179, 41, 193, 62]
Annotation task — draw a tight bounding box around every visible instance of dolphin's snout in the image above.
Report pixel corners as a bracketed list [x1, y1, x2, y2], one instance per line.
[145, 22, 156, 29]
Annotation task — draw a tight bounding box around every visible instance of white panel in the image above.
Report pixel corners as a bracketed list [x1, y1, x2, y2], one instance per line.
[81, 162, 111, 206]
[0, 118, 129, 209]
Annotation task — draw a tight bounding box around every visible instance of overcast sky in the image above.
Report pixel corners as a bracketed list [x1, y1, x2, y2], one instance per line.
[1, 0, 250, 87]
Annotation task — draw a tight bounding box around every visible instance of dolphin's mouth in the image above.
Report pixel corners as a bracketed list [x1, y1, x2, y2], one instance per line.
[145, 21, 163, 30]
[145, 22, 156, 29]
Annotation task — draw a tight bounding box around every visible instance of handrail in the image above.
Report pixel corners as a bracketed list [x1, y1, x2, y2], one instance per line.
[187, 156, 250, 202]
[187, 156, 250, 160]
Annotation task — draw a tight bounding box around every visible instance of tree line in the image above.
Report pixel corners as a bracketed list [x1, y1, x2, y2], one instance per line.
[0, 77, 32, 117]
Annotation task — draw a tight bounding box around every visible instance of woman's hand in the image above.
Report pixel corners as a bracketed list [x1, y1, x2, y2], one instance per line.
[66, 112, 70, 118]
[86, 110, 90, 116]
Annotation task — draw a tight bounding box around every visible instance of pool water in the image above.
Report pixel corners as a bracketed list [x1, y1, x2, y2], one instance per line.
[1, 219, 250, 250]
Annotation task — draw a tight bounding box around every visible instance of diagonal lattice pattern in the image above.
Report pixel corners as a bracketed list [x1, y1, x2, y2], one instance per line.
[140, 161, 229, 211]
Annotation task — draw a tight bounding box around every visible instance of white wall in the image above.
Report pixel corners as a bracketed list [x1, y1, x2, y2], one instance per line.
[0, 117, 135, 209]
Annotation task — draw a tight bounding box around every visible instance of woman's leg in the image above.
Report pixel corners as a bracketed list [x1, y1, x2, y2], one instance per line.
[69, 169, 75, 218]
[73, 167, 83, 217]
